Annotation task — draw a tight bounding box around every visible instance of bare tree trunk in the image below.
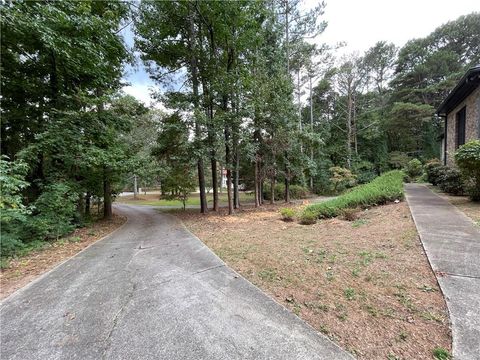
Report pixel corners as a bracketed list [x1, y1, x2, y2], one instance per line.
[233, 149, 240, 209]
[133, 174, 138, 199]
[103, 168, 112, 220]
[285, 172, 290, 203]
[346, 91, 353, 169]
[211, 158, 219, 211]
[254, 157, 260, 207]
[353, 93, 358, 156]
[270, 177, 275, 205]
[85, 193, 91, 217]
[197, 160, 208, 213]
[309, 75, 314, 190]
[225, 124, 234, 215]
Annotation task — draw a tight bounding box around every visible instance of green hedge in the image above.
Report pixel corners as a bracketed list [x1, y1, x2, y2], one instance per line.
[263, 183, 309, 201]
[303, 170, 405, 219]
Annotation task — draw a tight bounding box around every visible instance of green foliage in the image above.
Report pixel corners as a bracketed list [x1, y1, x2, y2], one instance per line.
[455, 140, 480, 201]
[0, 158, 30, 257]
[438, 168, 464, 196]
[404, 158, 423, 180]
[329, 167, 357, 193]
[280, 208, 296, 222]
[299, 210, 317, 225]
[263, 184, 309, 201]
[432, 347, 451, 360]
[154, 113, 197, 210]
[388, 151, 410, 170]
[352, 161, 377, 184]
[425, 159, 444, 186]
[304, 171, 404, 219]
[30, 183, 78, 240]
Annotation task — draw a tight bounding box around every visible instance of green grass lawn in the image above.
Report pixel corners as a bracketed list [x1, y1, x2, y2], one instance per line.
[116, 191, 256, 207]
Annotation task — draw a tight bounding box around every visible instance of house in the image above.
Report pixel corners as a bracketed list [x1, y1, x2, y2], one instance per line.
[436, 65, 480, 166]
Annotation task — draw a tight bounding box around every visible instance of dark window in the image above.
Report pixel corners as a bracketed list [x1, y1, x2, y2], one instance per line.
[456, 106, 466, 148]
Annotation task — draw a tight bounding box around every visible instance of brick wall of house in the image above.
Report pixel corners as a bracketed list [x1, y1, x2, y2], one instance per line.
[445, 85, 480, 166]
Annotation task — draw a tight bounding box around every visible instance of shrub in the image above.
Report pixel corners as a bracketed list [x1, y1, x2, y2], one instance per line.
[329, 167, 356, 193]
[388, 151, 410, 169]
[0, 157, 30, 257]
[425, 159, 444, 186]
[404, 158, 423, 180]
[437, 167, 464, 195]
[280, 208, 295, 222]
[455, 140, 480, 201]
[30, 183, 78, 240]
[352, 161, 377, 184]
[299, 210, 317, 225]
[303, 170, 404, 219]
[264, 183, 309, 201]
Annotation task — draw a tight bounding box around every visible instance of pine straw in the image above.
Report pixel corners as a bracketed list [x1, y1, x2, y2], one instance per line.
[176, 202, 451, 360]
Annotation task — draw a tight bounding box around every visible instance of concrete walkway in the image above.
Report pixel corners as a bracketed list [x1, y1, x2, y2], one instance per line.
[405, 184, 480, 360]
[0, 204, 352, 360]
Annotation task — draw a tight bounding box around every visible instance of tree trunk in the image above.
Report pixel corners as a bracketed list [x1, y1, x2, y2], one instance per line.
[85, 193, 91, 217]
[233, 150, 240, 209]
[219, 165, 224, 194]
[285, 175, 290, 203]
[270, 177, 275, 205]
[133, 174, 138, 199]
[197, 160, 208, 213]
[225, 125, 234, 215]
[254, 157, 260, 207]
[211, 158, 219, 211]
[346, 91, 353, 169]
[103, 168, 112, 220]
[187, 7, 208, 214]
[309, 75, 314, 190]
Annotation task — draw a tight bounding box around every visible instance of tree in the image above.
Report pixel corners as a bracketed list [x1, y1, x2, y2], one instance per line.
[153, 113, 197, 210]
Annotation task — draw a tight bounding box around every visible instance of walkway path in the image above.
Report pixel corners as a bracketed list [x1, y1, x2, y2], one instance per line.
[405, 184, 480, 360]
[0, 204, 352, 360]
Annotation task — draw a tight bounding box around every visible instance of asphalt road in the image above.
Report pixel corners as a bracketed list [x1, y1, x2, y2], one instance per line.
[0, 204, 352, 360]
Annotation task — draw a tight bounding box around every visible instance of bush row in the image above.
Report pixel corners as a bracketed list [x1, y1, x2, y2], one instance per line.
[263, 183, 309, 201]
[425, 141, 480, 200]
[1, 158, 81, 257]
[303, 170, 405, 219]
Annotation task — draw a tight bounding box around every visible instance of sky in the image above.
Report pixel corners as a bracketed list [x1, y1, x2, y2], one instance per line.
[122, 0, 479, 105]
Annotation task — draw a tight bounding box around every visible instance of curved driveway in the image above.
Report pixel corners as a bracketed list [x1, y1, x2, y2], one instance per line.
[1, 204, 352, 360]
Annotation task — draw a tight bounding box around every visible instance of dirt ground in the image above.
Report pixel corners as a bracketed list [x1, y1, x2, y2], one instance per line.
[434, 190, 480, 226]
[176, 202, 452, 360]
[0, 214, 126, 300]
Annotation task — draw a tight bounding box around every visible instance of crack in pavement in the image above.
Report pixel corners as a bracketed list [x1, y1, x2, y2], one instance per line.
[441, 272, 480, 280]
[101, 280, 137, 360]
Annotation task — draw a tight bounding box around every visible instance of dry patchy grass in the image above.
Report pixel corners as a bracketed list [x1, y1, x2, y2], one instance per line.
[434, 190, 480, 226]
[176, 202, 451, 359]
[0, 214, 126, 300]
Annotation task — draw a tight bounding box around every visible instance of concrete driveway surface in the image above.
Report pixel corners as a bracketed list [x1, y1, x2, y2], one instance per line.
[0, 204, 353, 360]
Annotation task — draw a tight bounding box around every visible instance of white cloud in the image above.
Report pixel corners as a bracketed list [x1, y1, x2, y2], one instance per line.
[311, 0, 479, 53]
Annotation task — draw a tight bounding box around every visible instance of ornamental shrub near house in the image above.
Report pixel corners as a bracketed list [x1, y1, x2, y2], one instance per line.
[455, 140, 480, 201]
[437, 168, 464, 196]
[404, 158, 423, 180]
[425, 159, 444, 186]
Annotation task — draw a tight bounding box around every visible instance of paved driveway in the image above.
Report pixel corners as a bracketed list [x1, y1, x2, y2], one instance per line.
[405, 184, 480, 360]
[1, 204, 352, 360]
